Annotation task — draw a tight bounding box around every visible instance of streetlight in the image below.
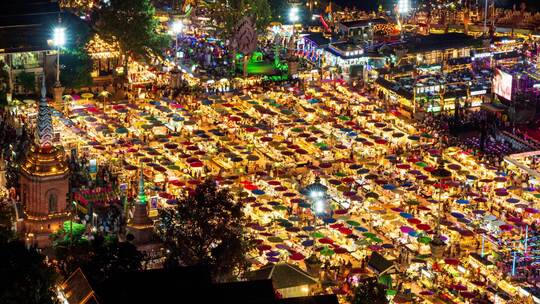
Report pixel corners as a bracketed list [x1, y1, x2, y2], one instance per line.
[53, 27, 65, 87]
[301, 177, 329, 216]
[171, 20, 183, 57]
[397, 0, 410, 14]
[289, 7, 300, 23]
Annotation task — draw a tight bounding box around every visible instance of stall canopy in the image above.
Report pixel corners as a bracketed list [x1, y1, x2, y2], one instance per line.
[368, 252, 397, 276]
[247, 263, 318, 289]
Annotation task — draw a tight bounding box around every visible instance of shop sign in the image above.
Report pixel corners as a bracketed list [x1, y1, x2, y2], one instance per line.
[473, 52, 492, 59]
[471, 89, 487, 96]
[89, 159, 97, 174]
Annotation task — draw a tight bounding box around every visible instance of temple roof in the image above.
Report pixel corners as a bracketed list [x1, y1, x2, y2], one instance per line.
[21, 144, 69, 177]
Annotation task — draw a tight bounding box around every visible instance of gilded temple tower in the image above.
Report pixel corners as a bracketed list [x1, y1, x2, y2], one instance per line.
[20, 77, 70, 247]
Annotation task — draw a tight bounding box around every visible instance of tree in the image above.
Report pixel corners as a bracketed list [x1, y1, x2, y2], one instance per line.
[17, 71, 35, 94]
[0, 60, 9, 105]
[268, 0, 288, 23]
[95, 0, 170, 80]
[54, 233, 143, 286]
[157, 178, 254, 282]
[208, 0, 272, 40]
[352, 277, 389, 304]
[59, 12, 93, 89]
[0, 206, 58, 304]
[60, 50, 93, 89]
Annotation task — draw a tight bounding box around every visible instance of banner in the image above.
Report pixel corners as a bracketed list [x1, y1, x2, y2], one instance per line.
[493, 68, 513, 100]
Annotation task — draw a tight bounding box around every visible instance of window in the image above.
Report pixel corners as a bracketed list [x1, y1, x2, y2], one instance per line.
[48, 193, 58, 213]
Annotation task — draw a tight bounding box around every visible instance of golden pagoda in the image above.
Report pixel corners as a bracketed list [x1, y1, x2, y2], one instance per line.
[126, 168, 154, 245]
[20, 77, 70, 247]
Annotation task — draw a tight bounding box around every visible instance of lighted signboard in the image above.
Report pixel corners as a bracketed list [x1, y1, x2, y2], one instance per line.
[493, 68, 512, 100]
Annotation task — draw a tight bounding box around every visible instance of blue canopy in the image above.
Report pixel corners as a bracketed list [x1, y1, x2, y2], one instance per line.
[251, 189, 265, 195]
[399, 212, 413, 219]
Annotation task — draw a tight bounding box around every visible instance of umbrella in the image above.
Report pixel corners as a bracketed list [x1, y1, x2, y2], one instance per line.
[257, 244, 272, 251]
[320, 247, 335, 256]
[323, 218, 336, 224]
[319, 237, 334, 244]
[289, 253, 305, 260]
[400, 226, 414, 233]
[362, 232, 376, 238]
[349, 224, 365, 231]
[444, 258, 459, 266]
[416, 224, 431, 231]
[310, 232, 324, 238]
[418, 236, 432, 244]
[383, 184, 397, 190]
[251, 189, 265, 195]
[116, 127, 128, 134]
[399, 212, 413, 219]
[346, 220, 360, 226]
[301, 240, 314, 247]
[451, 212, 464, 218]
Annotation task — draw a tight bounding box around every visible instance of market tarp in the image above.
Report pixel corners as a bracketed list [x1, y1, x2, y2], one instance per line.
[368, 252, 397, 276]
[247, 263, 318, 289]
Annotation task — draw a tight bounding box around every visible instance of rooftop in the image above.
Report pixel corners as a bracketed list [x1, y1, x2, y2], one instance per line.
[248, 263, 318, 289]
[339, 18, 388, 29]
[303, 32, 332, 47]
[406, 33, 482, 53]
[368, 251, 396, 275]
[0, 0, 60, 53]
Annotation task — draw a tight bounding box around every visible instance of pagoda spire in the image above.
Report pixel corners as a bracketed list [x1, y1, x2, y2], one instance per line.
[138, 167, 147, 205]
[35, 76, 54, 149]
[127, 164, 154, 244]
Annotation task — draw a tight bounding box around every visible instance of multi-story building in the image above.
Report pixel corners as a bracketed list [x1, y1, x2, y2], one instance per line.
[0, 0, 61, 96]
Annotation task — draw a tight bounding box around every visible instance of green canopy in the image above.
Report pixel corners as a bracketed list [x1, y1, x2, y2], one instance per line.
[379, 274, 393, 288]
[115, 127, 128, 134]
[418, 236, 432, 244]
[415, 162, 427, 168]
[268, 236, 283, 243]
[406, 200, 420, 205]
[362, 232, 376, 238]
[346, 220, 360, 227]
[310, 231, 325, 238]
[372, 237, 383, 243]
[320, 247, 335, 256]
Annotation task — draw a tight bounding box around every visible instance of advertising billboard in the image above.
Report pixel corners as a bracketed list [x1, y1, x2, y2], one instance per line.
[493, 68, 513, 100]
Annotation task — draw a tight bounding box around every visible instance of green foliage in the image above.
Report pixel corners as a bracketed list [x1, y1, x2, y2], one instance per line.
[353, 277, 389, 304]
[268, 0, 288, 23]
[56, 12, 93, 89]
[208, 0, 272, 40]
[51, 221, 86, 243]
[18, 71, 35, 93]
[157, 178, 254, 282]
[0, 60, 9, 105]
[63, 12, 91, 49]
[95, 0, 170, 77]
[54, 234, 143, 285]
[0, 202, 14, 242]
[60, 50, 93, 89]
[0, 226, 59, 304]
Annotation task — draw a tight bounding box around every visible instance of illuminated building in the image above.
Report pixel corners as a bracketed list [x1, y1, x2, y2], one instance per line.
[20, 77, 70, 247]
[0, 0, 62, 95]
